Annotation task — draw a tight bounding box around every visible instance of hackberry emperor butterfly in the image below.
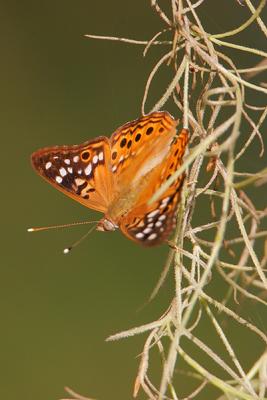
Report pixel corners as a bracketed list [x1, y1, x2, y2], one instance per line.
[31, 111, 189, 246]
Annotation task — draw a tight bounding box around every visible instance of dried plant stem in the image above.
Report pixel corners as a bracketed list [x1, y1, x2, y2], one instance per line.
[82, 1, 267, 399]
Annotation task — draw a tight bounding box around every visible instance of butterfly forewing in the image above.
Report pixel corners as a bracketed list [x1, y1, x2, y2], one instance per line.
[110, 112, 177, 177]
[119, 128, 189, 246]
[31, 137, 114, 213]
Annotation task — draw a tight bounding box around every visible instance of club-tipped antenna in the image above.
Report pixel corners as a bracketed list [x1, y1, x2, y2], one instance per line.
[27, 220, 99, 233]
[63, 224, 96, 254]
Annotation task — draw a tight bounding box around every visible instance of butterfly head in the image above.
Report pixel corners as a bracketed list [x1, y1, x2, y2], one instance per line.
[96, 218, 118, 232]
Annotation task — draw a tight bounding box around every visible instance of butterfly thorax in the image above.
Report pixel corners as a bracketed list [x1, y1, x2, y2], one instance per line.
[107, 190, 138, 222]
[106, 168, 155, 223]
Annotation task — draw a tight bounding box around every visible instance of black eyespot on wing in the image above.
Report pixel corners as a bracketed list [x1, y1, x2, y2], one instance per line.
[120, 138, 127, 148]
[135, 133, 141, 142]
[81, 151, 90, 161]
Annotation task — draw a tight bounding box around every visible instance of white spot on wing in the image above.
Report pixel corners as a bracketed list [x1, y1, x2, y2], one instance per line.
[64, 159, 70, 165]
[160, 197, 170, 208]
[159, 214, 166, 221]
[143, 227, 152, 234]
[75, 178, 85, 186]
[112, 165, 117, 172]
[84, 163, 92, 176]
[148, 233, 157, 241]
[93, 155, 98, 164]
[45, 162, 52, 170]
[162, 197, 170, 204]
[155, 221, 162, 227]
[56, 176, 62, 184]
[73, 156, 79, 163]
[98, 151, 104, 161]
[147, 209, 160, 219]
[59, 167, 67, 177]
[67, 167, 73, 173]
[136, 232, 144, 239]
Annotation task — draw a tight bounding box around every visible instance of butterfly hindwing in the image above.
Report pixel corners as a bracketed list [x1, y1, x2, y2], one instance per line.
[119, 196, 178, 246]
[31, 137, 114, 213]
[119, 129, 189, 246]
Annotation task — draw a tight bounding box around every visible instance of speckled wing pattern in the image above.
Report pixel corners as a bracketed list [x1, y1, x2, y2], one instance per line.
[31, 111, 189, 246]
[31, 137, 114, 213]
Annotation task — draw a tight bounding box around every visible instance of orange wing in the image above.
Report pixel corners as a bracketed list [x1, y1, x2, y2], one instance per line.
[119, 129, 189, 246]
[110, 111, 177, 177]
[31, 137, 114, 213]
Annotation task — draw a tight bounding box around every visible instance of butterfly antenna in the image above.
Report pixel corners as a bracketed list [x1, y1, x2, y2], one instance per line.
[27, 220, 99, 232]
[63, 224, 96, 254]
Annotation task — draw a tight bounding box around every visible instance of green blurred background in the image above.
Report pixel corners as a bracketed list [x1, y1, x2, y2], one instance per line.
[1, 1, 266, 399]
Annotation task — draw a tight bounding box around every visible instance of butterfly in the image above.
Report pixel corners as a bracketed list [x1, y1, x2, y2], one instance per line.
[31, 111, 189, 246]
